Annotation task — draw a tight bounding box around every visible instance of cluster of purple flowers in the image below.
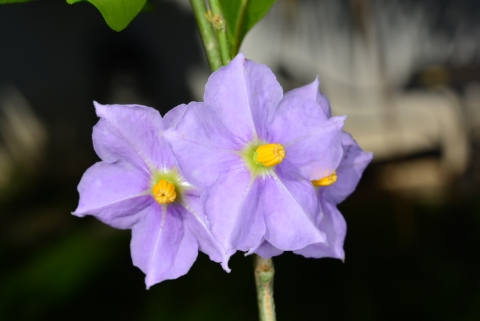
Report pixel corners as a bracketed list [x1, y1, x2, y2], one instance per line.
[74, 53, 372, 288]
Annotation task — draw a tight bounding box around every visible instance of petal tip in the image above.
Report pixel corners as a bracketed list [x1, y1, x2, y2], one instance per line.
[221, 261, 231, 273]
[234, 51, 246, 62]
[311, 76, 320, 89]
[366, 151, 374, 161]
[71, 209, 85, 218]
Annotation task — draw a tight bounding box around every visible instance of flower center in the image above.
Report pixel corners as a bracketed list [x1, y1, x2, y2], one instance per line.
[152, 179, 177, 204]
[254, 143, 286, 167]
[312, 171, 337, 187]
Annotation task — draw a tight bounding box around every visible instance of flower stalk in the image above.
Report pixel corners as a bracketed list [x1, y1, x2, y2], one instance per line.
[189, 0, 222, 71]
[208, 0, 231, 65]
[254, 255, 277, 321]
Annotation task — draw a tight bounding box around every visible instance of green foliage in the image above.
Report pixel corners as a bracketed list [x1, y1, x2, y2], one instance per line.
[0, 0, 36, 3]
[0, 228, 122, 319]
[219, 0, 276, 55]
[66, 0, 147, 32]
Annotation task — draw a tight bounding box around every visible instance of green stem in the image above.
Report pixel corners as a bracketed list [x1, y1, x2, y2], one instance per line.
[254, 255, 277, 321]
[208, 0, 231, 65]
[232, 0, 248, 55]
[190, 0, 222, 72]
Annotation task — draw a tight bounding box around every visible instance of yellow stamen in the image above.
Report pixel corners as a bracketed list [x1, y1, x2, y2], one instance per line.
[312, 171, 337, 187]
[255, 143, 286, 167]
[152, 179, 177, 204]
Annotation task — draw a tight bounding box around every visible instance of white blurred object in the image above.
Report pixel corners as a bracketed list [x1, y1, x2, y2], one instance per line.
[240, 0, 470, 176]
[0, 87, 47, 191]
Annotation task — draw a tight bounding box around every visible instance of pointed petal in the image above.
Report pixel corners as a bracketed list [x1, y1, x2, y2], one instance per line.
[284, 77, 332, 118]
[73, 161, 151, 229]
[294, 199, 346, 260]
[165, 101, 243, 188]
[130, 203, 199, 288]
[163, 104, 187, 129]
[325, 132, 373, 204]
[181, 191, 231, 272]
[202, 168, 266, 253]
[204, 53, 283, 141]
[263, 174, 326, 251]
[93, 102, 175, 171]
[285, 77, 320, 101]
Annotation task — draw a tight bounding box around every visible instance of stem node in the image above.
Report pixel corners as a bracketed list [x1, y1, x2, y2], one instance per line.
[254, 255, 277, 321]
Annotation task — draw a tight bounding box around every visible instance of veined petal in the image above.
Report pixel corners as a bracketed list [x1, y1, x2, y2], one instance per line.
[130, 202, 199, 289]
[181, 191, 231, 271]
[202, 168, 265, 253]
[263, 174, 326, 251]
[325, 132, 373, 204]
[165, 102, 243, 188]
[73, 161, 151, 229]
[93, 102, 175, 172]
[294, 199, 346, 260]
[284, 77, 332, 118]
[204, 53, 283, 141]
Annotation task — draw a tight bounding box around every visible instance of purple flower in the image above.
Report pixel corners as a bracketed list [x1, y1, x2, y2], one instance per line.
[252, 78, 373, 260]
[73, 102, 229, 289]
[165, 53, 346, 256]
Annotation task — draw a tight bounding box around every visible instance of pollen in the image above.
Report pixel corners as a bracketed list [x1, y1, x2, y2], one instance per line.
[255, 143, 286, 167]
[312, 171, 337, 187]
[152, 179, 177, 204]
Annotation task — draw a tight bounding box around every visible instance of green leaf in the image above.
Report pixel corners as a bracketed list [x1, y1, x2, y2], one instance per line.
[66, 0, 147, 32]
[219, 0, 276, 55]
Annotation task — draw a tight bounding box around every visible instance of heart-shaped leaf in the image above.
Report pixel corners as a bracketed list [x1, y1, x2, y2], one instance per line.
[66, 0, 147, 32]
[219, 0, 276, 55]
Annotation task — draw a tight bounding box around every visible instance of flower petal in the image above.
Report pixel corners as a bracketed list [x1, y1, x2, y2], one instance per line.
[130, 202, 199, 289]
[181, 191, 231, 271]
[163, 103, 187, 129]
[202, 168, 266, 253]
[73, 161, 151, 229]
[93, 102, 175, 171]
[204, 53, 283, 141]
[253, 239, 284, 259]
[263, 174, 326, 251]
[325, 132, 373, 204]
[269, 96, 345, 179]
[293, 199, 346, 260]
[287, 116, 345, 180]
[165, 102, 243, 188]
[284, 77, 332, 118]
[268, 95, 329, 144]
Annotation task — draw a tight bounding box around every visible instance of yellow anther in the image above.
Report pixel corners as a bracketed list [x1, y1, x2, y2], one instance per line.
[255, 143, 286, 167]
[152, 179, 177, 204]
[312, 171, 337, 187]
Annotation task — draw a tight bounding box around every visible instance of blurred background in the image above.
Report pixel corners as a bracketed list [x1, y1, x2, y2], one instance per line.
[1, 0, 480, 320]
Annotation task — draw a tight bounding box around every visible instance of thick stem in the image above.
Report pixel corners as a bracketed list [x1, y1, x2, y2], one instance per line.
[190, 0, 222, 71]
[208, 0, 231, 65]
[254, 255, 277, 321]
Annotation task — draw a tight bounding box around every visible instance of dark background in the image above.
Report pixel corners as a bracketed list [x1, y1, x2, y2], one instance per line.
[1, 0, 480, 320]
